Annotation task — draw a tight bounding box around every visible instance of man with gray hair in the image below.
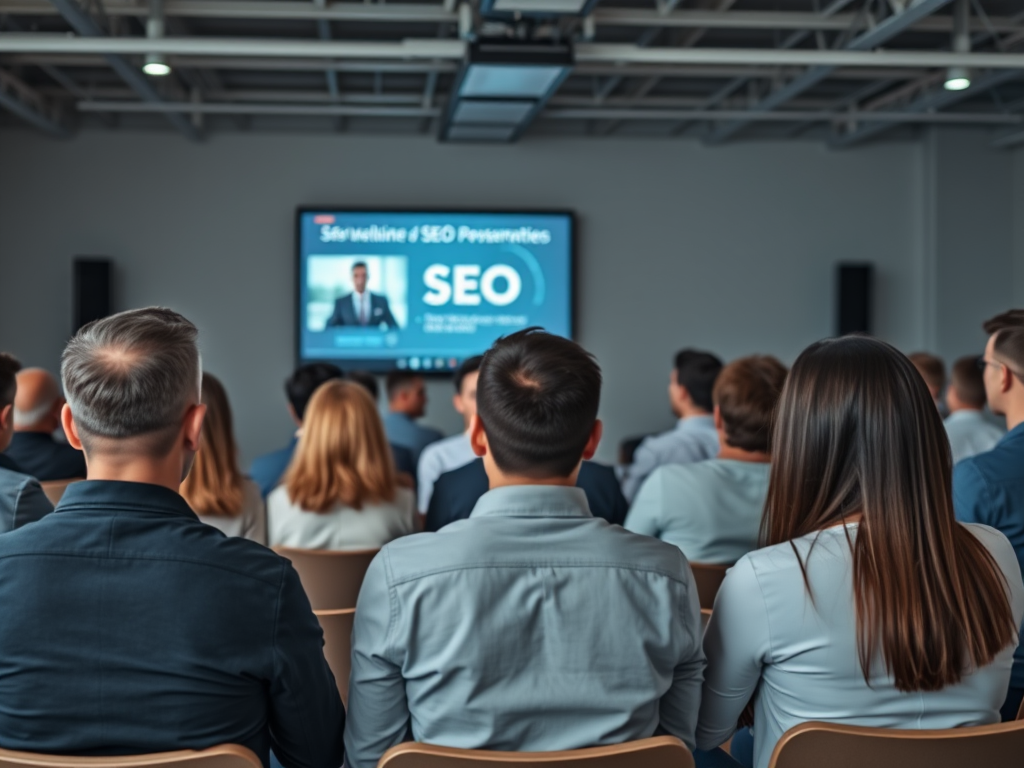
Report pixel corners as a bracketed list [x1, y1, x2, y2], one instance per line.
[0, 308, 346, 767]
[0, 353, 53, 531]
[4, 368, 86, 481]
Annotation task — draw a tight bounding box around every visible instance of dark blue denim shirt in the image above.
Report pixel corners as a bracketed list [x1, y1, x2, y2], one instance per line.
[0, 480, 345, 768]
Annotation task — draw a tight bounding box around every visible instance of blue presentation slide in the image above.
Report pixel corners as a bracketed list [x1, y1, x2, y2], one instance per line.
[297, 210, 574, 372]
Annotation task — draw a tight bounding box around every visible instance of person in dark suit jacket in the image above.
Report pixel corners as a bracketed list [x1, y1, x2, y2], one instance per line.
[426, 457, 628, 532]
[4, 368, 86, 481]
[324, 261, 398, 330]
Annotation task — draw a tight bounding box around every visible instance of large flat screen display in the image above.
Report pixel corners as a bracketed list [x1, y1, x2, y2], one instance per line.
[297, 209, 574, 373]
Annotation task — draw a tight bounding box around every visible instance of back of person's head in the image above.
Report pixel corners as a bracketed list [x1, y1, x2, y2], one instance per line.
[764, 335, 1015, 693]
[385, 370, 421, 402]
[13, 368, 62, 430]
[948, 356, 987, 410]
[61, 307, 200, 457]
[347, 370, 380, 403]
[180, 373, 243, 517]
[0, 353, 21, 411]
[673, 349, 723, 412]
[907, 352, 946, 398]
[285, 379, 396, 512]
[286, 363, 344, 422]
[476, 328, 601, 479]
[983, 309, 1024, 374]
[713, 356, 788, 453]
[454, 356, 484, 394]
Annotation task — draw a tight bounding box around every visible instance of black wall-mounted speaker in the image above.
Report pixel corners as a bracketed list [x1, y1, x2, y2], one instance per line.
[73, 258, 112, 334]
[836, 263, 873, 337]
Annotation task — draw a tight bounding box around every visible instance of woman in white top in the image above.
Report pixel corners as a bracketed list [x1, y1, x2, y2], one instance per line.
[268, 379, 415, 550]
[697, 336, 1024, 768]
[180, 373, 266, 545]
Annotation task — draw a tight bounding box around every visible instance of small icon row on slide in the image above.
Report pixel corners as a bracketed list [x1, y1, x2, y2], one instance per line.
[396, 357, 459, 371]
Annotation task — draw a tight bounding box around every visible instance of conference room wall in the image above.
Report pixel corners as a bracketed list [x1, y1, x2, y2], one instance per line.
[0, 127, 1005, 465]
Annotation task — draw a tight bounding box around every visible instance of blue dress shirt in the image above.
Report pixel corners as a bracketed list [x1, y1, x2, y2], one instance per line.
[345, 484, 706, 768]
[0, 480, 345, 768]
[383, 412, 444, 467]
[953, 422, 1024, 688]
[622, 416, 720, 502]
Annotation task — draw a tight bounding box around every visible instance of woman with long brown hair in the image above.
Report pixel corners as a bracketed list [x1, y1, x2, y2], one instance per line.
[267, 379, 415, 550]
[180, 373, 266, 544]
[696, 336, 1024, 768]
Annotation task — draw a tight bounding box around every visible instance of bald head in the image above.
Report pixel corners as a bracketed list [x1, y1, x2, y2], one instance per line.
[13, 368, 63, 432]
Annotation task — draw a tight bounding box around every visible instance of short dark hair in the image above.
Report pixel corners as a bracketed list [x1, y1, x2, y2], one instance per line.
[386, 370, 422, 401]
[0, 353, 22, 408]
[348, 370, 379, 402]
[454, 356, 484, 394]
[907, 352, 946, 393]
[713, 355, 788, 453]
[674, 349, 723, 412]
[286, 363, 343, 421]
[984, 309, 1024, 376]
[476, 328, 601, 478]
[352, 261, 367, 272]
[950, 356, 987, 409]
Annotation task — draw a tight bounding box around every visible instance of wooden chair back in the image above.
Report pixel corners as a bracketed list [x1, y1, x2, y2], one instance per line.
[0, 744, 261, 768]
[273, 547, 378, 610]
[767, 720, 1024, 768]
[379, 736, 693, 768]
[689, 562, 728, 611]
[315, 608, 355, 706]
[40, 478, 82, 506]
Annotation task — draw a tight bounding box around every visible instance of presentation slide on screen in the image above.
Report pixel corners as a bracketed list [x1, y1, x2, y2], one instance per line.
[298, 210, 573, 372]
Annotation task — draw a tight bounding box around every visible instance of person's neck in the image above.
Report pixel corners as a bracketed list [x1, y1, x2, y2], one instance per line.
[82, 453, 184, 492]
[488, 474, 576, 489]
[1004, 399, 1024, 432]
[678, 408, 710, 421]
[717, 445, 770, 463]
[389, 406, 419, 419]
[948, 405, 982, 416]
[15, 425, 54, 435]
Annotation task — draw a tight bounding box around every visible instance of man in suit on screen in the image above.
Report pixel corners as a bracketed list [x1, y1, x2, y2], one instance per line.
[324, 261, 398, 330]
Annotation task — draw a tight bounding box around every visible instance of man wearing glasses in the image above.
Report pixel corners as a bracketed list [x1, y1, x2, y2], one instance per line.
[953, 309, 1024, 723]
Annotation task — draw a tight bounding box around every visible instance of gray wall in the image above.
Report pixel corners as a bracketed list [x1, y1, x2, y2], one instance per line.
[0, 127, 1015, 464]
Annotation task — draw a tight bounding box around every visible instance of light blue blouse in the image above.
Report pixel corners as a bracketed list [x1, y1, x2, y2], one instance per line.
[697, 522, 1024, 768]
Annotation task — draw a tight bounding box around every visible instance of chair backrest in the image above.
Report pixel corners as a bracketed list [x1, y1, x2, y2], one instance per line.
[767, 720, 1024, 768]
[0, 744, 262, 768]
[689, 562, 728, 611]
[39, 478, 82, 506]
[379, 736, 693, 768]
[273, 547, 379, 610]
[315, 608, 355, 707]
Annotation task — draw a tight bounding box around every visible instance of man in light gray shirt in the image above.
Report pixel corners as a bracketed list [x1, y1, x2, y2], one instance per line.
[944, 355, 1004, 464]
[626, 355, 787, 565]
[345, 329, 707, 768]
[0, 353, 53, 532]
[622, 349, 723, 502]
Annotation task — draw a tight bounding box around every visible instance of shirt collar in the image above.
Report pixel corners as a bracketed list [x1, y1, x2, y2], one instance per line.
[999, 421, 1024, 446]
[469, 484, 593, 520]
[676, 414, 715, 431]
[57, 480, 199, 520]
[946, 409, 985, 423]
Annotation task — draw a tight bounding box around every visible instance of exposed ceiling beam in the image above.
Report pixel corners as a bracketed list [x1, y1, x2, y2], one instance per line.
[0, 66, 69, 134]
[8, 35, 1024, 70]
[45, 0, 200, 140]
[78, 100, 439, 117]
[703, 0, 957, 145]
[829, 68, 1024, 147]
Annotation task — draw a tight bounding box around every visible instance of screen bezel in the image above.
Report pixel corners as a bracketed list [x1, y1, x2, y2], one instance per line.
[295, 206, 577, 375]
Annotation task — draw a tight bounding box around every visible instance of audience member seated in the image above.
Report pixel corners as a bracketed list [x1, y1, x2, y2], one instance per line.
[417, 356, 482, 513]
[698, 335, 1023, 768]
[0, 308, 344, 767]
[622, 349, 723, 502]
[180, 373, 266, 544]
[5, 367, 86, 481]
[268, 380, 415, 550]
[0, 354, 53, 530]
[953, 309, 1024, 720]
[425, 457, 628, 532]
[345, 329, 707, 768]
[347, 370, 416, 481]
[383, 371, 443, 466]
[625, 355, 787, 564]
[908, 351, 948, 416]
[944, 355, 1004, 464]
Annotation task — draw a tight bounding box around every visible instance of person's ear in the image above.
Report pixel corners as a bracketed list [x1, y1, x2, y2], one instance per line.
[713, 404, 724, 431]
[61, 403, 84, 450]
[286, 402, 301, 428]
[452, 393, 465, 416]
[0, 404, 12, 432]
[581, 419, 603, 461]
[1002, 365, 1014, 394]
[182, 403, 207, 453]
[469, 414, 489, 457]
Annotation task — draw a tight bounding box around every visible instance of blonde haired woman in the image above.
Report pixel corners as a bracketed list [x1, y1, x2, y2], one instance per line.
[268, 379, 415, 550]
[180, 373, 266, 544]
